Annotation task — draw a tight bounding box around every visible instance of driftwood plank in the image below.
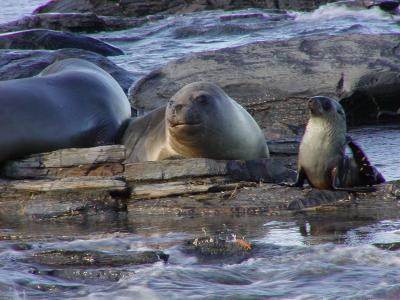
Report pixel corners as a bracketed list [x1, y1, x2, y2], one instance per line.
[124, 158, 228, 182]
[1, 145, 126, 179]
[3, 145, 125, 168]
[125, 158, 295, 183]
[4, 176, 127, 193]
[131, 177, 253, 199]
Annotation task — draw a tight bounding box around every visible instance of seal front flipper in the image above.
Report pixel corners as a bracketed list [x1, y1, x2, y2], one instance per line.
[330, 167, 377, 193]
[280, 167, 306, 188]
[347, 140, 385, 185]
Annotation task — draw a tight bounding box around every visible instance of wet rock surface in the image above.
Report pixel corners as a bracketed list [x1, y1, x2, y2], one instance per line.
[184, 234, 253, 264]
[0, 48, 135, 93]
[0, 29, 123, 56]
[33, 0, 338, 17]
[25, 249, 169, 266]
[0, 13, 161, 33]
[0, 145, 396, 220]
[129, 33, 400, 135]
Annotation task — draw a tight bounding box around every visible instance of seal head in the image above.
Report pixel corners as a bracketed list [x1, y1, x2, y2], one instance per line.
[165, 82, 269, 160]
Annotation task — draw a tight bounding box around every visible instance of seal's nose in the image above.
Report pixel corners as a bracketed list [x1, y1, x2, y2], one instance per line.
[308, 98, 315, 108]
[173, 104, 183, 113]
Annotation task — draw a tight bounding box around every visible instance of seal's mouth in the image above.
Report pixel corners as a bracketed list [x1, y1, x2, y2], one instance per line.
[169, 122, 202, 128]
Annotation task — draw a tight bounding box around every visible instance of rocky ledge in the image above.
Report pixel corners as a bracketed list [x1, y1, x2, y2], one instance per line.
[129, 33, 400, 138]
[0, 145, 397, 222]
[0, 48, 135, 93]
[33, 0, 339, 17]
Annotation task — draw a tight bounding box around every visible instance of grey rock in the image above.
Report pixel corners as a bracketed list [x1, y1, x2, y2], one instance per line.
[129, 33, 400, 134]
[25, 249, 168, 266]
[0, 13, 154, 33]
[33, 0, 338, 17]
[0, 48, 135, 93]
[0, 29, 123, 56]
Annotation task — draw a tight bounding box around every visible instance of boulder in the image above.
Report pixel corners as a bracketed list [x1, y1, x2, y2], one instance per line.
[0, 13, 158, 33]
[0, 48, 135, 93]
[25, 249, 168, 266]
[0, 29, 123, 56]
[33, 0, 337, 17]
[129, 33, 400, 132]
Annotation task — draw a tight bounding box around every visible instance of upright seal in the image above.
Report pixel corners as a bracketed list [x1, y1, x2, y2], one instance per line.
[291, 96, 385, 191]
[122, 82, 269, 162]
[0, 58, 131, 162]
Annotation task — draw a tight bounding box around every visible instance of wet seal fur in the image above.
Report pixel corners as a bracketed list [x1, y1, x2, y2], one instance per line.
[122, 82, 269, 162]
[291, 96, 385, 192]
[0, 58, 131, 162]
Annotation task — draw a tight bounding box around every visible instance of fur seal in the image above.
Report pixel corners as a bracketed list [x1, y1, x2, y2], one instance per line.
[122, 82, 269, 162]
[0, 58, 131, 162]
[291, 96, 385, 191]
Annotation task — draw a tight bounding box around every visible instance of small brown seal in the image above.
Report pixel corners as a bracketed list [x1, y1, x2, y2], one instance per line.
[122, 82, 269, 162]
[291, 96, 384, 191]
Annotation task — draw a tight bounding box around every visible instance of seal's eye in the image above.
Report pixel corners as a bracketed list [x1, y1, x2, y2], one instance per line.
[337, 109, 344, 116]
[196, 95, 209, 105]
[321, 99, 332, 111]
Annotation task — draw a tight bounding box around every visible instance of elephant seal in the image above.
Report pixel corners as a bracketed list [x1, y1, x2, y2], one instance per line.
[0, 58, 131, 162]
[291, 96, 385, 191]
[122, 82, 269, 162]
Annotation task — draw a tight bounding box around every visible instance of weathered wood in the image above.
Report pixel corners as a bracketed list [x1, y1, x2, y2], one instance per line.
[124, 158, 295, 183]
[1, 145, 126, 179]
[0, 176, 128, 219]
[131, 177, 254, 199]
[124, 158, 228, 182]
[5, 176, 126, 193]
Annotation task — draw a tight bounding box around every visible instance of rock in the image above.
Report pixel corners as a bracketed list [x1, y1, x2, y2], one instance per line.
[0, 48, 135, 93]
[29, 267, 134, 282]
[184, 234, 253, 263]
[33, 0, 337, 17]
[124, 158, 295, 183]
[0, 13, 154, 33]
[129, 33, 400, 133]
[374, 242, 400, 251]
[2, 145, 126, 179]
[0, 29, 123, 56]
[0, 176, 128, 220]
[25, 249, 168, 266]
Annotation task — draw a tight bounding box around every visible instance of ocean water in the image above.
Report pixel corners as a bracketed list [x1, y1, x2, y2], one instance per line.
[1, 1, 400, 299]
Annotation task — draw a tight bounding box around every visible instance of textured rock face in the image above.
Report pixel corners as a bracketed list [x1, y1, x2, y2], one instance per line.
[129, 33, 400, 133]
[33, 0, 338, 17]
[0, 13, 155, 33]
[0, 48, 135, 93]
[0, 29, 123, 56]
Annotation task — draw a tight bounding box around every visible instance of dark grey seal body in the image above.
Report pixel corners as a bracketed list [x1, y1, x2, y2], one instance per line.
[292, 96, 384, 191]
[0, 29, 123, 56]
[122, 82, 269, 162]
[0, 58, 131, 162]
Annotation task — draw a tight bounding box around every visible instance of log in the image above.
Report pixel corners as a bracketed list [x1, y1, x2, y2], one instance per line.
[124, 158, 227, 182]
[1, 145, 126, 179]
[5, 176, 126, 193]
[124, 158, 295, 183]
[130, 177, 255, 199]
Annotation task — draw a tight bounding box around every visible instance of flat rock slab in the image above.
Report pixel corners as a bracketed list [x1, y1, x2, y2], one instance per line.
[128, 182, 400, 218]
[0, 145, 396, 221]
[33, 0, 337, 17]
[0, 48, 135, 93]
[2, 145, 126, 179]
[0, 29, 123, 56]
[0, 13, 157, 33]
[130, 33, 400, 131]
[25, 249, 168, 267]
